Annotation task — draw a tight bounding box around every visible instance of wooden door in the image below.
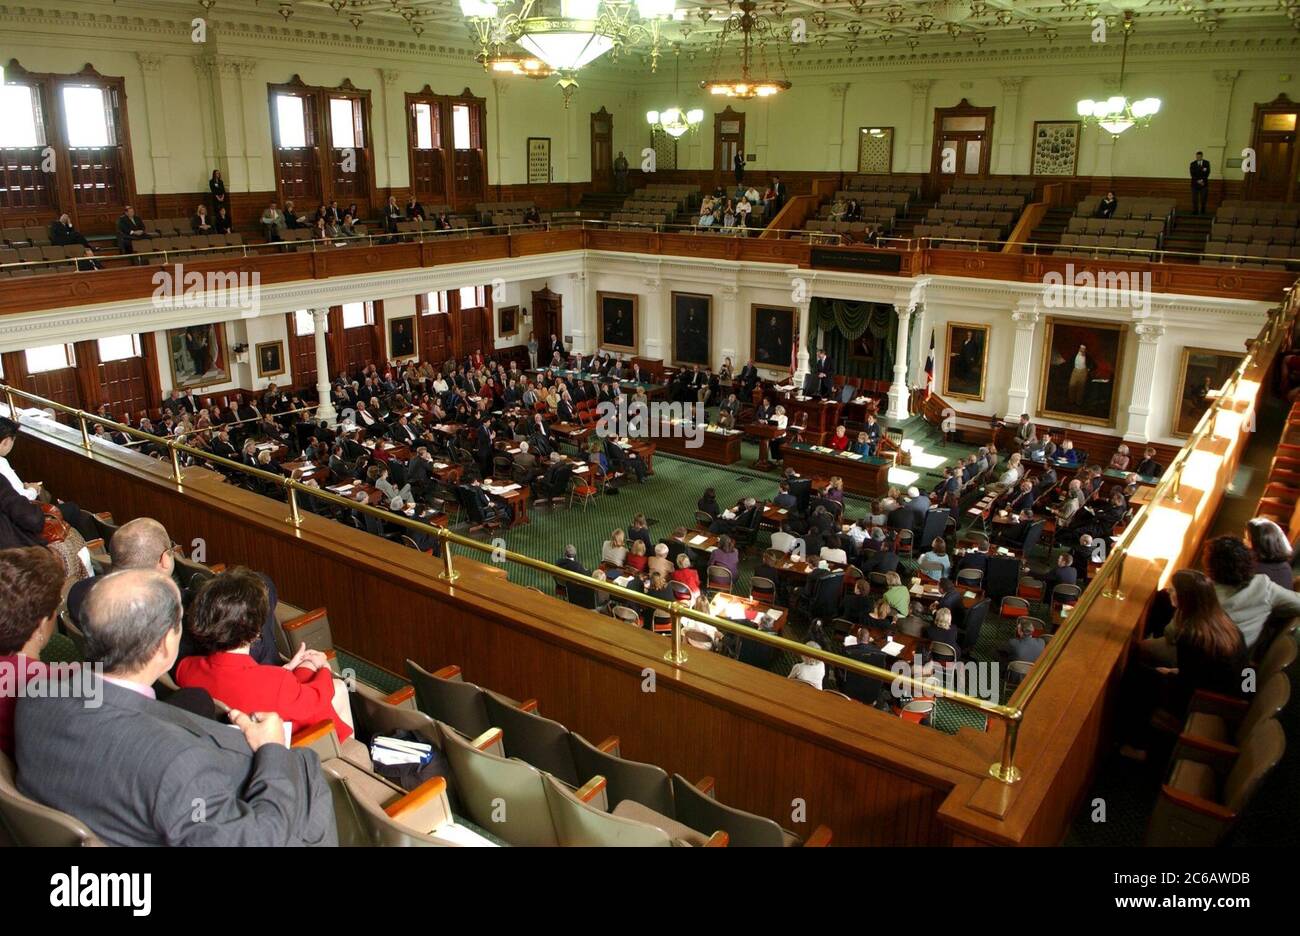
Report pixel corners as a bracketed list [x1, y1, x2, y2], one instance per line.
[713, 106, 745, 190]
[530, 287, 562, 347]
[930, 100, 994, 190]
[419, 302, 453, 366]
[1246, 94, 1299, 202]
[591, 107, 613, 191]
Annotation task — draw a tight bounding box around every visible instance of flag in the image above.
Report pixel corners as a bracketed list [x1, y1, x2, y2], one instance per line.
[924, 331, 935, 399]
[790, 333, 799, 377]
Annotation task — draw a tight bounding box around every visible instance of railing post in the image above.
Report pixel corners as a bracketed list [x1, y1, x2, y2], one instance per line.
[78, 413, 91, 451]
[663, 602, 689, 666]
[286, 484, 302, 528]
[1102, 548, 1126, 601]
[437, 532, 459, 583]
[989, 715, 1023, 784]
[169, 443, 183, 485]
[4, 387, 15, 420]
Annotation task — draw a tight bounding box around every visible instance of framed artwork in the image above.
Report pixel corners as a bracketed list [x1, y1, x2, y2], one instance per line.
[1031, 120, 1081, 176]
[849, 333, 878, 361]
[498, 304, 519, 339]
[1036, 316, 1127, 428]
[597, 292, 638, 354]
[388, 315, 417, 361]
[255, 340, 285, 379]
[751, 304, 795, 371]
[943, 322, 989, 401]
[527, 136, 552, 184]
[1171, 347, 1244, 438]
[856, 126, 894, 174]
[670, 292, 712, 368]
[167, 323, 229, 390]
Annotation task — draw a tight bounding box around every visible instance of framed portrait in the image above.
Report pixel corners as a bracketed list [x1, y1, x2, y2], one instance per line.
[943, 322, 989, 401]
[387, 315, 417, 361]
[255, 340, 285, 379]
[671, 292, 712, 368]
[597, 292, 639, 354]
[527, 136, 552, 184]
[849, 334, 878, 362]
[751, 304, 795, 371]
[1031, 121, 1081, 176]
[1036, 316, 1127, 428]
[1171, 347, 1244, 438]
[498, 304, 519, 339]
[167, 323, 229, 390]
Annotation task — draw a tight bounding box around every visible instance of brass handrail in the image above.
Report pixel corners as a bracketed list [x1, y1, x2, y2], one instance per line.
[2, 281, 1293, 785]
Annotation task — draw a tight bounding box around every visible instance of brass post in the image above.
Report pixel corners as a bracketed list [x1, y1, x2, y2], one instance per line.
[663, 602, 689, 666]
[78, 413, 91, 451]
[989, 715, 1023, 783]
[4, 388, 15, 420]
[169, 443, 183, 485]
[1169, 464, 1183, 505]
[287, 484, 302, 528]
[437, 534, 459, 583]
[1102, 548, 1126, 601]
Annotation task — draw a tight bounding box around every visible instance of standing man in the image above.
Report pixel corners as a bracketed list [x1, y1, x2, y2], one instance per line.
[733, 150, 746, 187]
[1189, 150, 1211, 216]
[613, 150, 629, 194]
[772, 176, 787, 213]
[814, 349, 833, 399]
[1067, 345, 1092, 407]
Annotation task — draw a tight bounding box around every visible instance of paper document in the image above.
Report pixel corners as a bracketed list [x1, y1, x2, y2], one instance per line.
[881, 640, 905, 657]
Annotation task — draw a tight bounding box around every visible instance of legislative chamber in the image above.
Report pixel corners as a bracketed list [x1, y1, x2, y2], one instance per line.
[0, 0, 1298, 879]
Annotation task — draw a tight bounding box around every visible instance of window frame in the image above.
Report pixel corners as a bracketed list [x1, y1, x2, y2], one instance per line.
[25, 343, 76, 374]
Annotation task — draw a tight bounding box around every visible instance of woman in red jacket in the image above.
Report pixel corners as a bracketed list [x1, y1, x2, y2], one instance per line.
[176, 568, 352, 741]
[670, 553, 701, 600]
[829, 424, 850, 451]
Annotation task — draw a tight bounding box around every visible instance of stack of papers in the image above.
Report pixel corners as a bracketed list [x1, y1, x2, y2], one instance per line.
[688, 534, 709, 546]
[370, 736, 434, 767]
[881, 640, 905, 657]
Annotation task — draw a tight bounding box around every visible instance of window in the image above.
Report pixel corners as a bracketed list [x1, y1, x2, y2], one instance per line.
[25, 344, 75, 374]
[97, 334, 141, 362]
[61, 85, 111, 147]
[341, 301, 373, 329]
[421, 291, 449, 315]
[413, 102, 435, 149]
[293, 309, 321, 337]
[0, 85, 42, 147]
[275, 94, 308, 148]
[452, 104, 471, 151]
[459, 285, 485, 309]
[329, 97, 362, 148]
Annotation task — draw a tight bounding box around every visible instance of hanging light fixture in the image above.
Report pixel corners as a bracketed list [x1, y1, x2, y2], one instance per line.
[1076, 12, 1161, 138]
[699, 0, 791, 99]
[647, 51, 703, 138]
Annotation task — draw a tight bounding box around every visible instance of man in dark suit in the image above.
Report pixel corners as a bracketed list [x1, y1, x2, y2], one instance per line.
[1007, 480, 1037, 514]
[772, 481, 799, 512]
[49, 213, 90, 248]
[557, 544, 596, 609]
[1003, 619, 1046, 665]
[739, 360, 759, 397]
[115, 206, 150, 255]
[905, 486, 931, 530]
[16, 569, 337, 846]
[389, 416, 419, 446]
[1189, 151, 1211, 215]
[1043, 551, 1079, 596]
[530, 453, 572, 504]
[772, 176, 787, 212]
[957, 542, 990, 577]
[813, 351, 833, 399]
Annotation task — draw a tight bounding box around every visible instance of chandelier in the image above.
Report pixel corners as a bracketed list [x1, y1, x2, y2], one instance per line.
[485, 53, 554, 78]
[461, 0, 675, 101]
[700, 0, 791, 98]
[1076, 13, 1160, 138]
[647, 52, 703, 138]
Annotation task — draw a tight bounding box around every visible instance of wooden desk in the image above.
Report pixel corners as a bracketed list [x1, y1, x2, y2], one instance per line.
[550, 422, 592, 445]
[482, 481, 530, 527]
[779, 396, 841, 444]
[745, 422, 785, 471]
[653, 427, 742, 465]
[783, 444, 892, 497]
[708, 592, 787, 635]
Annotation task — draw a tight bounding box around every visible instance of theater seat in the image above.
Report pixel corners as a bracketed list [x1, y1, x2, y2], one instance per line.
[670, 773, 831, 846]
[1180, 674, 1289, 750]
[439, 723, 561, 846]
[0, 751, 103, 847]
[568, 732, 676, 816]
[544, 773, 717, 846]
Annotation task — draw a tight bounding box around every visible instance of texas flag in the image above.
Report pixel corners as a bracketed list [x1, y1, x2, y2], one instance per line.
[924, 330, 935, 399]
[790, 333, 799, 377]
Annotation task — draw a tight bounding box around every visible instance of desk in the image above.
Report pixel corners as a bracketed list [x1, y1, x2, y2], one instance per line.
[783, 443, 892, 497]
[482, 481, 530, 527]
[708, 592, 787, 635]
[779, 395, 840, 443]
[653, 427, 742, 465]
[549, 422, 591, 445]
[745, 422, 785, 471]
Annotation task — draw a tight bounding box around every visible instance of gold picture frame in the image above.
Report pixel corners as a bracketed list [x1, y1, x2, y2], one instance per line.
[387, 314, 417, 362]
[670, 291, 712, 368]
[255, 340, 285, 379]
[1170, 346, 1244, 438]
[943, 322, 989, 402]
[751, 304, 796, 372]
[1036, 316, 1127, 428]
[166, 323, 229, 390]
[597, 292, 639, 354]
[498, 304, 520, 340]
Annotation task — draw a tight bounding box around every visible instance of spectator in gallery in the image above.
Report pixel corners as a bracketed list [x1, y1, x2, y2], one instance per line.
[1095, 191, 1118, 219]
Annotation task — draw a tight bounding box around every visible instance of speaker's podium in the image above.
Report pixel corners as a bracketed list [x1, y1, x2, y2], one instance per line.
[747, 422, 786, 471]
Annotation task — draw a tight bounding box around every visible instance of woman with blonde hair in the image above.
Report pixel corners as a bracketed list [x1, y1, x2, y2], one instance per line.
[601, 528, 628, 567]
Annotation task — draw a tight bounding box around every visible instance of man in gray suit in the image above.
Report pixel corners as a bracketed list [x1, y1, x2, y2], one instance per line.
[15, 569, 337, 847]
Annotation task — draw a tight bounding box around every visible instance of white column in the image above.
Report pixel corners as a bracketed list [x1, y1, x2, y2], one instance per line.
[379, 68, 405, 192]
[1207, 70, 1239, 185]
[717, 283, 739, 371]
[1006, 308, 1040, 418]
[826, 83, 850, 171]
[135, 53, 172, 192]
[996, 76, 1024, 174]
[641, 274, 664, 360]
[907, 80, 932, 173]
[312, 309, 337, 424]
[887, 305, 913, 420]
[1124, 323, 1165, 442]
[793, 298, 812, 385]
[567, 272, 591, 354]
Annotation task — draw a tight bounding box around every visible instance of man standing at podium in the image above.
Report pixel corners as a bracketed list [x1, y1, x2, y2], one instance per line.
[813, 349, 833, 399]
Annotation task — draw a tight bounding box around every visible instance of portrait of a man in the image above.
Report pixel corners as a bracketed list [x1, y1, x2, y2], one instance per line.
[1038, 317, 1127, 427]
[256, 340, 285, 379]
[944, 323, 988, 400]
[752, 305, 795, 370]
[1172, 347, 1242, 437]
[388, 315, 416, 360]
[598, 292, 638, 353]
[672, 292, 712, 367]
[167, 323, 229, 390]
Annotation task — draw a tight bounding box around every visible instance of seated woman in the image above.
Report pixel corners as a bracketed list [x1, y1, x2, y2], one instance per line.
[1057, 439, 1079, 464]
[586, 433, 608, 472]
[919, 538, 951, 581]
[176, 568, 352, 741]
[601, 529, 628, 567]
[670, 553, 702, 600]
[769, 405, 790, 461]
[1108, 444, 1130, 472]
[825, 477, 845, 505]
[851, 431, 873, 457]
[924, 607, 961, 659]
[625, 538, 648, 573]
[829, 425, 850, 451]
[1246, 517, 1295, 589]
[697, 487, 721, 520]
[865, 597, 897, 633]
[839, 578, 874, 625]
[709, 535, 740, 581]
[882, 571, 911, 618]
[0, 548, 61, 758]
[645, 570, 674, 602]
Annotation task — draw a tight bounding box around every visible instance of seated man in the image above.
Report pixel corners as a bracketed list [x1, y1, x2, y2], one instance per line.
[710, 497, 759, 535]
[1003, 619, 1045, 665]
[529, 453, 574, 504]
[15, 569, 337, 846]
[1043, 550, 1079, 596]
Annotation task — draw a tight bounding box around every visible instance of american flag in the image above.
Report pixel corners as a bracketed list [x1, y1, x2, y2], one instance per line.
[924, 330, 935, 399]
